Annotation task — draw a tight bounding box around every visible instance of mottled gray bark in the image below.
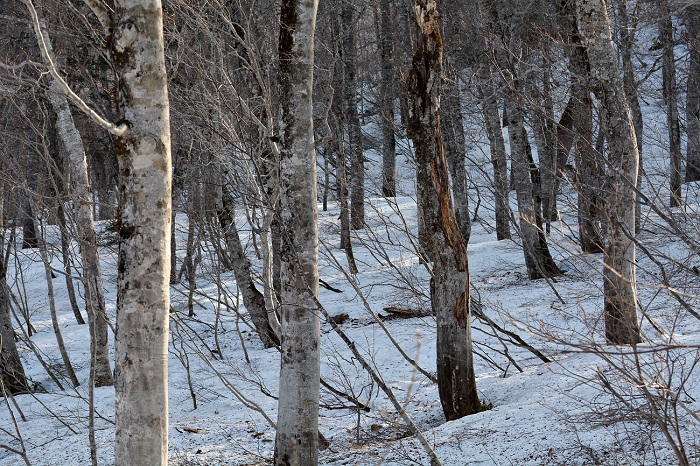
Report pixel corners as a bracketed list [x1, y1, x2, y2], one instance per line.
[110, 1, 173, 464]
[659, 0, 682, 207]
[442, 77, 470, 243]
[407, 0, 480, 421]
[341, 2, 365, 230]
[685, 6, 700, 182]
[577, 0, 641, 345]
[559, 0, 604, 253]
[476, 64, 511, 240]
[274, 0, 321, 464]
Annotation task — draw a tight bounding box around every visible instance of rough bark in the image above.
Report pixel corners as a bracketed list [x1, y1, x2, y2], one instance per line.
[407, 0, 480, 421]
[476, 64, 511, 240]
[442, 76, 471, 243]
[659, 0, 682, 207]
[380, 1, 397, 198]
[577, 0, 641, 345]
[111, 1, 172, 464]
[686, 5, 700, 182]
[274, 0, 321, 464]
[341, 2, 365, 230]
[559, 0, 604, 253]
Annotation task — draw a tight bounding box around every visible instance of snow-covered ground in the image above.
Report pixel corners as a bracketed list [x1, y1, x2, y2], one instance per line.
[2, 93, 700, 464]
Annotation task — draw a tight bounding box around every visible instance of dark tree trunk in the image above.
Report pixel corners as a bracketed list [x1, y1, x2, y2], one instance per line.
[659, 0, 682, 207]
[408, 0, 480, 421]
[341, 2, 365, 230]
[686, 6, 700, 182]
[442, 76, 471, 243]
[219, 192, 279, 348]
[477, 64, 511, 240]
[379, 1, 397, 198]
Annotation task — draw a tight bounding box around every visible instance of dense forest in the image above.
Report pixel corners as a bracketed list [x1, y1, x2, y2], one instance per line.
[1, 0, 699, 465]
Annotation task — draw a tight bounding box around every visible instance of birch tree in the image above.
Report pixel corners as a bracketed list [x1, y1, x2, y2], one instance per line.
[25, 2, 114, 386]
[577, 0, 641, 344]
[274, 0, 321, 464]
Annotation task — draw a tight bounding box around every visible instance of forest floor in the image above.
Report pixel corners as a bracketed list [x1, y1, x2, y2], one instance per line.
[1, 139, 700, 465]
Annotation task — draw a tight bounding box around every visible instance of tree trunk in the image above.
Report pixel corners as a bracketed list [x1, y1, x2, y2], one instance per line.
[659, 0, 682, 207]
[47, 84, 113, 387]
[559, 0, 604, 253]
[686, 5, 700, 182]
[111, 1, 172, 464]
[20, 196, 38, 249]
[407, 0, 480, 421]
[577, 0, 641, 345]
[341, 2, 365, 230]
[30, 1, 113, 386]
[476, 64, 511, 241]
[219, 191, 279, 348]
[274, 0, 321, 464]
[488, 5, 559, 280]
[442, 76, 471, 243]
[617, 0, 643, 232]
[379, 1, 397, 198]
[0, 189, 27, 394]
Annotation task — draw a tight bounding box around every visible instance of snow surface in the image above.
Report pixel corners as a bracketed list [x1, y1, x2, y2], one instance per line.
[2, 96, 700, 466]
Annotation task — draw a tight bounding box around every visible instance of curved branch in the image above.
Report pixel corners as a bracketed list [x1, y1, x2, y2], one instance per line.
[22, 0, 127, 137]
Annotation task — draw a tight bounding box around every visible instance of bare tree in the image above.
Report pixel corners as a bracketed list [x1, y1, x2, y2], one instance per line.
[685, 4, 700, 183]
[577, 0, 641, 345]
[274, 0, 322, 464]
[407, 0, 480, 420]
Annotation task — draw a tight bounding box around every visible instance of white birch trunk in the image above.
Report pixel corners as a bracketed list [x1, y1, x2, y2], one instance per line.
[28, 2, 113, 386]
[111, 1, 172, 464]
[274, 0, 321, 464]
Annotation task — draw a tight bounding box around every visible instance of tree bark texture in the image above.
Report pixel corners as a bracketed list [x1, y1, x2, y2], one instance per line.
[659, 0, 682, 207]
[577, 0, 641, 345]
[685, 5, 700, 182]
[442, 76, 470, 243]
[407, 0, 480, 421]
[559, 0, 604, 253]
[111, 1, 172, 464]
[274, 0, 321, 464]
[342, 2, 365, 230]
[476, 64, 511, 240]
[380, 1, 397, 198]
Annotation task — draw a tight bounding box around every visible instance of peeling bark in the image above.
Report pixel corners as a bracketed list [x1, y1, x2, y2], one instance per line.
[407, 0, 480, 421]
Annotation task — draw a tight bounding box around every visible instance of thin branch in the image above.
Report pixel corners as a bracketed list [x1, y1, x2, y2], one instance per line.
[21, 0, 127, 137]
